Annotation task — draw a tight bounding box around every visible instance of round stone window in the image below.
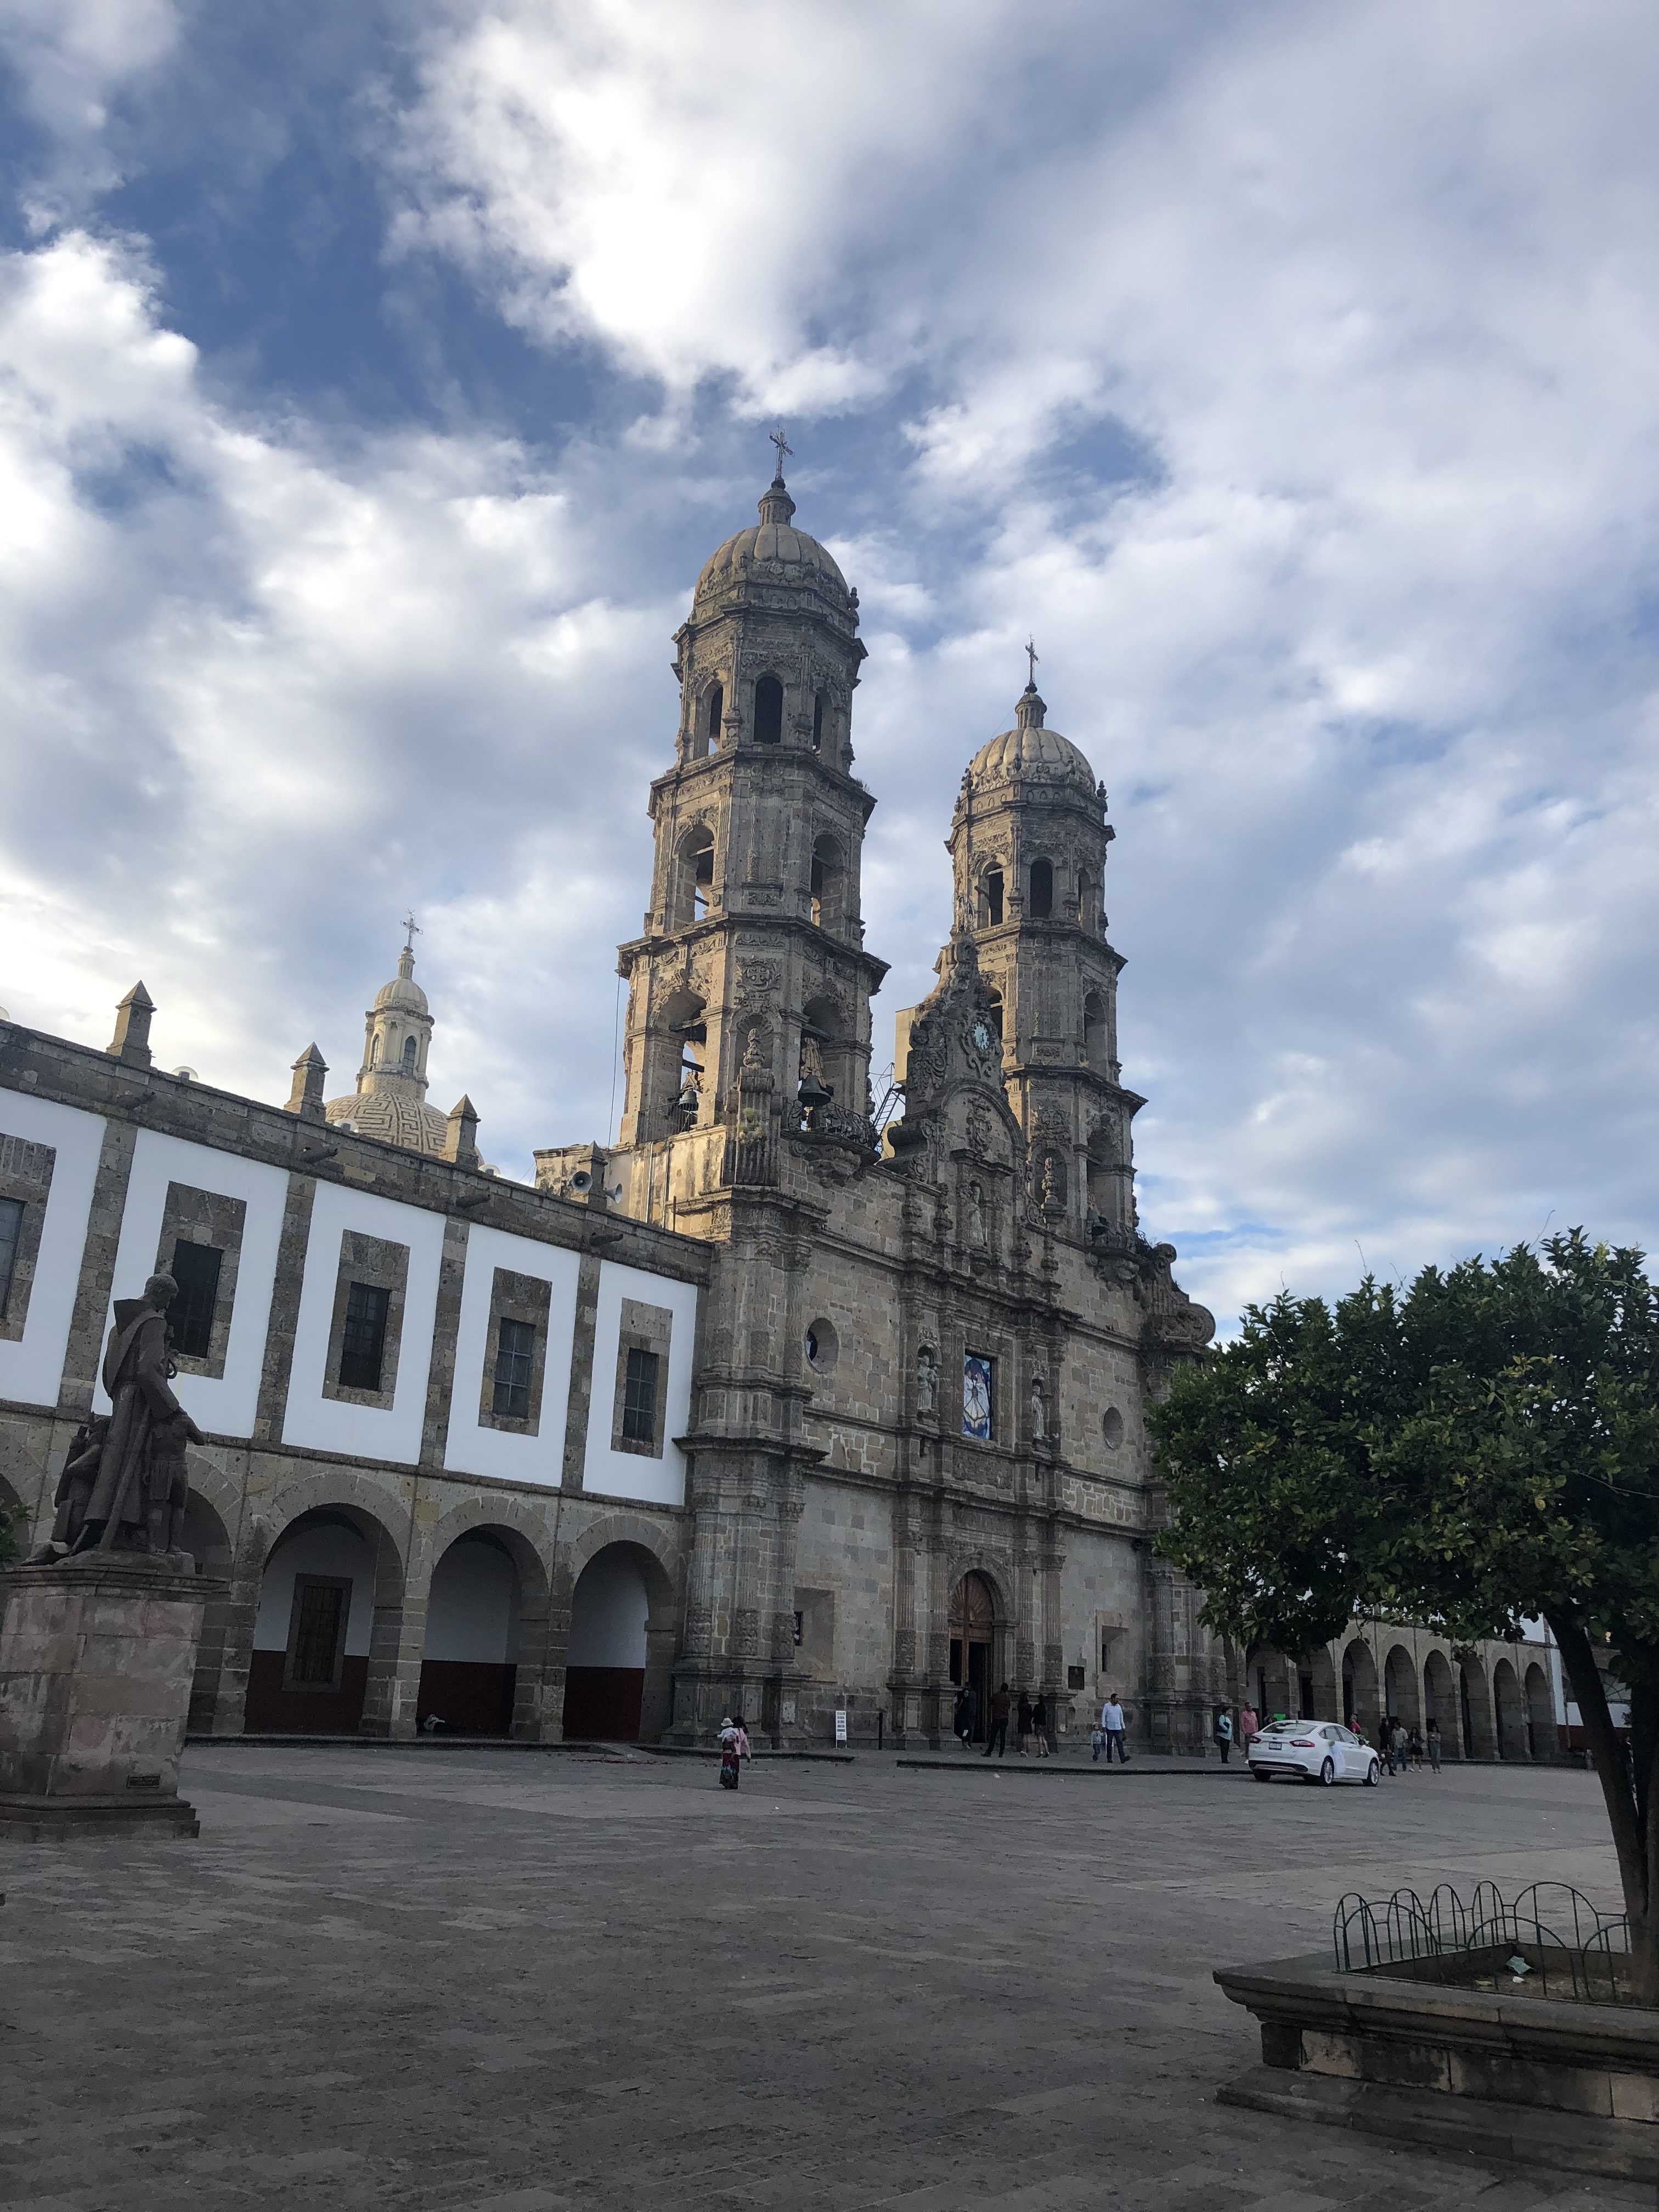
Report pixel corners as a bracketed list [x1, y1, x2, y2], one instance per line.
[1102, 1406, 1125, 1450]
[805, 1318, 839, 1373]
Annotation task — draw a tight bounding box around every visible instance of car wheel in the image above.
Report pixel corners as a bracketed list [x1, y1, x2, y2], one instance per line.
[1319, 1758, 1335, 1787]
[1363, 1759, 1380, 1786]
[1252, 1768, 1272, 1782]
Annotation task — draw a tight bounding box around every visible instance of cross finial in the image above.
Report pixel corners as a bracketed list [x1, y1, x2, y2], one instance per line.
[770, 426, 792, 481]
[402, 911, 421, 952]
[1025, 637, 1039, 689]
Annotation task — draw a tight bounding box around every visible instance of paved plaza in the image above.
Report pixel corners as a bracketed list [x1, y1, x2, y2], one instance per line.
[0, 1747, 1644, 2211]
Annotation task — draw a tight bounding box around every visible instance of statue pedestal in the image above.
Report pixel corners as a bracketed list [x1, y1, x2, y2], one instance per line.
[0, 1556, 223, 1839]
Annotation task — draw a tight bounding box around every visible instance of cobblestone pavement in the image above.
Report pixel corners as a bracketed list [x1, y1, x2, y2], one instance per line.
[0, 1746, 1645, 2210]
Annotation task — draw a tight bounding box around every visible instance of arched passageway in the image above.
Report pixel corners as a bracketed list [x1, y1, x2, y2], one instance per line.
[1424, 1650, 1460, 1759]
[1247, 1645, 1294, 1720]
[1306, 1646, 1339, 1723]
[1524, 1661, 1555, 1760]
[562, 1544, 663, 1742]
[246, 1506, 402, 1734]
[1341, 1640, 1379, 1734]
[949, 1571, 998, 1741]
[416, 1531, 526, 1736]
[1460, 1656, 1495, 1759]
[1493, 1657, 1528, 1759]
[182, 1487, 236, 1734]
[1383, 1644, 1421, 1731]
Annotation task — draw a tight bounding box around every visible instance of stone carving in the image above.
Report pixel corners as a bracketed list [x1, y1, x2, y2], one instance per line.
[738, 960, 780, 991]
[966, 1105, 1000, 1163]
[1030, 1373, 1047, 1441]
[916, 1345, 939, 1415]
[36, 1273, 204, 1564]
[966, 1181, 986, 1246]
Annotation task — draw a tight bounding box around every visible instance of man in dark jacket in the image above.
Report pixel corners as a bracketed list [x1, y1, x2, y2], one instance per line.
[983, 1682, 1012, 1758]
[954, 1683, 978, 1748]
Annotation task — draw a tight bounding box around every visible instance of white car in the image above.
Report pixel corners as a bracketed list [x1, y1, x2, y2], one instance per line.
[1248, 1719, 1380, 1787]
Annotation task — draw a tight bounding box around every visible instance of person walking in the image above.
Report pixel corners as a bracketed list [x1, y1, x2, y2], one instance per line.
[1031, 1694, 1050, 1759]
[1016, 1690, 1034, 1756]
[1214, 1704, 1234, 1763]
[1426, 1716, 1442, 1773]
[1099, 1693, 1130, 1763]
[1409, 1724, 1424, 1771]
[983, 1682, 1012, 1758]
[718, 1713, 745, 1790]
[1238, 1702, 1260, 1756]
[1376, 1716, 1393, 1774]
[955, 1683, 978, 1750]
[1390, 1717, 1409, 1775]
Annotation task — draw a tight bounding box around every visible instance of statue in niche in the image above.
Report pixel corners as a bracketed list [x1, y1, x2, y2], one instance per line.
[967, 1181, 986, 1246]
[916, 1345, 939, 1416]
[35, 1272, 203, 1565]
[1030, 1374, 1047, 1441]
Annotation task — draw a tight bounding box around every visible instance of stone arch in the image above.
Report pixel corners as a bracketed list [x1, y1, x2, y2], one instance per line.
[1341, 1638, 1379, 1734]
[1493, 1655, 1528, 1760]
[802, 992, 853, 1110]
[559, 1511, 682, 1743]
[669, 822, 716, 929]
[180, 1479, 236, 1734]
[1459, 1653, 1496, 1759]
[1245, 1644, 1294, 1720]
[1306, 1643, 1339, 1723]
[1524, 1658, 1554, 1760]
[243, 1480, 409, 1736]
[1383, 1643, 1422, 1731]
[809, 832, 845, 933]
[979, 861, 1006, 928]
[752, 671, 783, 745]
[946, 1568, 1000, 1741]
[693, 679, 724, 758]
[944, 1556, 1018, 1706]
[1424, 1647, 1461, 1759]
[419, 1508, 555, 1740]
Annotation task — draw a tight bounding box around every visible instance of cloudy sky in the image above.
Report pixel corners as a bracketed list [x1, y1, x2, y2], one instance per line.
[3, 1, 1657, 1329]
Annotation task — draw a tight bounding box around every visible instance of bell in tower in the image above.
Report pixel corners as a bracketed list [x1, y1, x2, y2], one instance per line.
[608, 444, 889, 1225]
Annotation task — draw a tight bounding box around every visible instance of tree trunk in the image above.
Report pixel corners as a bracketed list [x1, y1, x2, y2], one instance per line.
[1550, 1614, 1657, 2005]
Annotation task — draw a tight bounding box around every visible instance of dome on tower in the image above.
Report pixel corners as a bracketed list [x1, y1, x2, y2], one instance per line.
[693, 471, 851, 612]
[323, 936, 458, 1161]
[373, 953, 429, 1016]
[964, 684, 1099, 800]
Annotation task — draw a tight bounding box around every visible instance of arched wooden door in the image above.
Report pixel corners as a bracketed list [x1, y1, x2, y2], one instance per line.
[949, 1572, 996, 1741]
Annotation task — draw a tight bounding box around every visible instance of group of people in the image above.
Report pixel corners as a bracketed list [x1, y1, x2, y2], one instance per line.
[952, 1683, 1054, 1757]
[1209, 1699, 1445, 1773]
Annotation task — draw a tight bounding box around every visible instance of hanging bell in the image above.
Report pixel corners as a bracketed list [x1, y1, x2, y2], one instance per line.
[798, 1068, 833, 1112]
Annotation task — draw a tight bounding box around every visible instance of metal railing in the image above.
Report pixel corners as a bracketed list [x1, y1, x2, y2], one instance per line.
[1332, 1880, 1638, 2005]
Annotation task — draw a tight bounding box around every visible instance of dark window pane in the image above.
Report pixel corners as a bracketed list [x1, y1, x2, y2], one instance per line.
[339, 1282, 391, 1391]
[706, 683, 723, 740]
[0, 1197, 22, 1319]
[169, 1239, 223, 1358]
[1029, 859, 1053, 918]
[291, 1579, 346, 1687]
[622, 1345, 660, 1443]
[492, 1315, 535, 1419]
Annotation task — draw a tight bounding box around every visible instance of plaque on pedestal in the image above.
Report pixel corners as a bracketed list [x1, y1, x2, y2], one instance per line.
[0, 1555, 223, 1839]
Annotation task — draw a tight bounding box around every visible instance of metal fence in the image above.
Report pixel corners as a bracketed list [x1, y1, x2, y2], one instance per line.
[1332, 1880, 1637, 2005]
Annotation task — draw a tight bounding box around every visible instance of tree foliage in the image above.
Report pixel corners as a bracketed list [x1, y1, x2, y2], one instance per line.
[1148, 1231, 1659, 1999]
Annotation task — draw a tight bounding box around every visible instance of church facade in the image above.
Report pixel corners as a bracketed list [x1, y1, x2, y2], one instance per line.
[2, 462, 1538, 1760]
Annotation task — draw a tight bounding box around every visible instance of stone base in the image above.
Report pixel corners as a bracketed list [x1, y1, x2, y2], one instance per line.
[0, 1792, 201, 1841]
[1215, 1950, 1659, 2183]
[1220, 2061, 1659, 2182]
[0, 1554, 224, 1839]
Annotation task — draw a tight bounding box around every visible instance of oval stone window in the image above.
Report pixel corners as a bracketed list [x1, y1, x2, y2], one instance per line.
[1101, 1406, 1125, 1450]
[805, 1318, 839, 1373]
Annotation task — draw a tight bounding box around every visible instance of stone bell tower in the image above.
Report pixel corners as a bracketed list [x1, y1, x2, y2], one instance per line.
[947, 674, 1140, 1242]
[609, 452, 888, 1222]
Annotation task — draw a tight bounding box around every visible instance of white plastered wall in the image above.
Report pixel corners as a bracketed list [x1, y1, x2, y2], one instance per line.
[96, 1129, 288, 1436]
[281, 1182, 445, 1465]
[252, 1520, 375, 1655]
[0, 1092, 104, 1410]
[567, 1547, 650, 1667]
[423, 1538, 520, 1664]
[581, 1260, 699, 1508]
[442, 1224, 579, 1486]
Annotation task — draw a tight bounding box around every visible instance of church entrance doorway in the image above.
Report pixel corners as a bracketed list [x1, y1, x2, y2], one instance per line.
[948, 1572, 996, 1742]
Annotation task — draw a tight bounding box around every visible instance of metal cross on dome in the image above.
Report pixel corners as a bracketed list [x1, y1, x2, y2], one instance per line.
[770, 426, 793, 478]
[1025, 637, 1039, 687]
[402, 911, 421, 952]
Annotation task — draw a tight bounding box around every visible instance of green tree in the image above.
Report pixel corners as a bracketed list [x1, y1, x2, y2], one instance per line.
[1149, 1231, 1659, 2004]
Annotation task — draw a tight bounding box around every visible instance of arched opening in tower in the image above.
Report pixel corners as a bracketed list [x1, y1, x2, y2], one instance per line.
[1083, 991, 1108, 1072]
[984, 988, 1003, 1044]
[1028, 857, 1053, 919]
[981, 866, 1004, 927]
[812, 690, 825, 751]
[753, 673, 783, 745]
[701, 681, 724, 755]
[672, 826, 715, 928]
[810, 834, 842, 930]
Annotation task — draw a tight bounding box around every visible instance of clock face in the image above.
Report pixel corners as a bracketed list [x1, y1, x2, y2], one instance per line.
[971, 1018, 993, 1052]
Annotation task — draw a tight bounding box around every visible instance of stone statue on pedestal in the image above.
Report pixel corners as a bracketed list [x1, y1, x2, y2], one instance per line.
[35, 1272, 203, 1566]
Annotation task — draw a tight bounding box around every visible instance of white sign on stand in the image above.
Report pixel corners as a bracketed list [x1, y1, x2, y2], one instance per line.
[834, 1708, 848, 1745]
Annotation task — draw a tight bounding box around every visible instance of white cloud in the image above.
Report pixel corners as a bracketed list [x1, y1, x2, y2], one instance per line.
[5, 3, 1659, 1329]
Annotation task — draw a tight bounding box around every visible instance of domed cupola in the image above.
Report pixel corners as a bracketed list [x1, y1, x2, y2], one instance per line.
[324, 932, 455, 1158]
[692, 467, 853, 620]
[961, 681, 1102, 807]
